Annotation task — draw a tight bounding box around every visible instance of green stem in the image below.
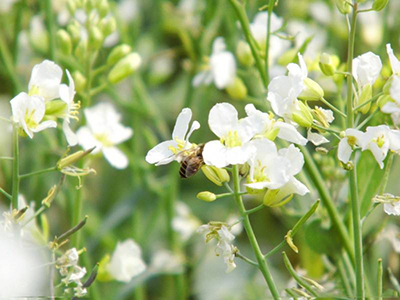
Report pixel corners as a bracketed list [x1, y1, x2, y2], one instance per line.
[354, 92, 382, 112]
[264, 0, 275, 84]
[346, 3, 364, 299]
[311, 123, 341, 135]
[379, 152, 393, 195]
[0, 187, 11, 200]
[11, 123, 20, 209]
[300, 146, 354, 262]
[337, 254, 354, 298]
[320, 97, 347, 118]
[228, 0, 268, 88]
[236, 252, 258, 267]
[245, 203, 265, 215]
[19, 166, 57, 179]
[231, 165, 280, 299]
[71, 177, 84, 248]
[378, 259, 383, 300]
[43, 0, 56, 61]
[356, 109, 378, 130]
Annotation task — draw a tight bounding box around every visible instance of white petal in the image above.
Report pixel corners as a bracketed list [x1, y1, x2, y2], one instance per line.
[388, 130, 400, 151]
[387, 44, 400, 75]
[307, 130, 329, 146]
[390, 75, 400, 103]
[384, 202, 400, 216]
[278, 144, 304, 176]
[203, 141, 229, 168]
[225, 144, 255, 166]
[33, 120, 57, 133]
[28, 60, 63, 101]
[108, 124, 133, 145]
[210, 52, 236, 89]
[338, 138, 353, 164]
[192, 71, 212, 87]
[63, 120, 78, 146]
[185, 120, 200, 141]
[275, 121, 308, 145]
[76, 126, 102, 153]
[352, 52, 382, 87]
[208, 103, 238, 138]
[172, 108, 192, 140]
[103, 147, 129, 169]
[381, 102, 400, 114]
[145, 140, 176, 165]
[212, 37, 226, 54]
[368, 142, 386, 169]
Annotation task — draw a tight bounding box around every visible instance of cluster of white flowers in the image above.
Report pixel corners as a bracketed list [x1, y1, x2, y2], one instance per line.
[57, 248, 87, 297]
[197, 224, 237, 273]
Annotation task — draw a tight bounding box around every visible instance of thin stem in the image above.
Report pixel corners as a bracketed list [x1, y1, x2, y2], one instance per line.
[0, 187, 11, 200]
[231, 165, 280, 299]
[71, 179, 83, 248]
[19, 166, 57, 180]
[354, 92, 382, 111]
[0, 116, 11, 123]
[356, 109, 378, 130]
[311, 123, 341, 135]
[379, 152, 393, 195]
[228, 0, 268, 88]
[22, 205, 46, 227]
[378, 258, 383, 300]
[282, 252, 319, 298]
[236, 252, 258, 267]
[11, 123, 20, 209]
[346, 3, 364, 299]
[300, 146, 354, 262]
[320, 97, 347, 118]
[264, 0, 275, 84]
[245, 203, 265, 215]
[337, 255, 354, 298]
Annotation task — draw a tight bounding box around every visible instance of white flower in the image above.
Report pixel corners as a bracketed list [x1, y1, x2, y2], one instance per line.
[193, 37, 236, 89]
[382, 75, 400, 114]
[352, 52, 382, 88]
[107, 239, 146, 283]
[146, 108, 200, 166]
[77, 102, 133, 169]
[264, 145, 309, 206]
[198, 224, 237, 273]
[172, 202, 201, 242]
[28, 60, 63, 102]
[386, 44, 400, 76]
[307, 129, 329, 146]
[245, 138, 291, 190]
[64, 265, 87, 284]
[250, 12, 283, 46]
[59, 70, 79, 146]
[10, 92, 57, 138]
[244, 104, 308, 145]
[58, 248, 79, 267]
[337, 128, 364, 164]
[202, 103, 261, 168]
[384, 202, 400, 216]
[73, 285, 88, 297]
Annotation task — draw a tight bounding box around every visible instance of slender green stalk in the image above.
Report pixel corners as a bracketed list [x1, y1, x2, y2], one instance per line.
[311, 123, 341, 135]
[0, 187, 11, 200]
[265, 200, 319, 259]
[346, 3, 364, 299]
[19, 166, 57, 179]
[320, 97, 347, 118]
[377, 259, 383, 300]
[11, 123, 20, 209]
[356, 109, 378, 130]
[71, 180, 84, 248]
[300, 146, 354, 262]
[231, 165, 280, 299]
[282, 252, 319, 297]
[228, 0, 268, 88]
[264, 0, 275, 84]
[245, 203, 265, 215]
[236, 252, 258, 267]
[43, 0, 56, 61]
[337, 255, 354, 298]
[354, 92, 382, 111]
[379, 152, 393, 195]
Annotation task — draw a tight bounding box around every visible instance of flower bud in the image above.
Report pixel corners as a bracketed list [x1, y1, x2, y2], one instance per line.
[319, 53, 336, 76]
[67, 20, 82, 44]
[226, 77, 248, 100]
[335, 0, 351, 14]
[372, 0, 389, 11]
[67, 0, 77, 14]
[236, 40, 254, 67]
[383, 76, 393, 95]
[377, 94, 392, 110]
[57, 147, 96, 170]
[45, 100, 68, 118]
[356, 84, 372, 114]
[285, 230, 298, 253]
[75, 40, 88, 62]
[72, 71, 87, 93]
[108, 53, 142, 84]
[197, 191, 217, 202]
[56, 29, 72, 55]
[264, 189, 293, 207]
[97, 0, 110, 18]
[97, 254, 113, 282]
[99, 17, 117, 37]
[89, 26, 104, 50]
[201, 165, 230, 186]
[292, 101, 313, 128]
[298, 78, 324, 101]
[42, 185, 58, 208]
[107, 44, 132, 66]
[85, 0, 95, 13]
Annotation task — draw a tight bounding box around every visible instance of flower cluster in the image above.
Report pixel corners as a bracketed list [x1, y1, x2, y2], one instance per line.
[57, 248, 87, 297]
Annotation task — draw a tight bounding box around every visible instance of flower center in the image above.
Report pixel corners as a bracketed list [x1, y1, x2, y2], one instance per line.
[24, 109, 38, 129]
[68, 101, 81, 121]
[168, 138, 186, 154]
[94, 133, 113, 147]
[221, 130, 242, 148]
[347, 136, 357, 147]
[373, 134, 386, 148]
[28, 85, 40, 97]
[253, 160, 269, 183]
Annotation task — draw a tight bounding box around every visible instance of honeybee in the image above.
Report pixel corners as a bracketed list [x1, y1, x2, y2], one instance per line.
[177, 144, 205, 179]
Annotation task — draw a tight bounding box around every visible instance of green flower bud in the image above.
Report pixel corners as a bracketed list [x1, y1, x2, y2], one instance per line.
[225, 77, 248, 100]
[335, 0, 351, 14]
[72, 71, 87, 92]
[89, 26, 104, 50]
[377, 94, 393, 110]
[107, 44, 132, 66]
[85, 0, 95, 13]
[197, 191, 217, 202]
[264, 189, 293, 207]
[372, 0, 389, 11]
[97, 0, 110, 18]
[67, 20, 82, 44]
[108, 52, 142, 84]
[356, 84, 372, 114]
[201, 165, 230, 186]
[383, 76, 393, 95]
[57, 148, 95, 170]
[56, 29, 72, 55]
[236, 40, 254, 67]
[75, 40, 88, 62]
[99, 17, 117, 37]
[298, 78, 324, 101]
[97, 254, 113, 282]
[319, 53, 336, 76]
[67, 0, 76, 14]
[292, 101, 313, 128]
[45, 100, 68, 118]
